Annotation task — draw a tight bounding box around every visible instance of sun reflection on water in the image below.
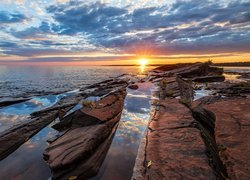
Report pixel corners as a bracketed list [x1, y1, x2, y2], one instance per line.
[138, 58, 148, 74]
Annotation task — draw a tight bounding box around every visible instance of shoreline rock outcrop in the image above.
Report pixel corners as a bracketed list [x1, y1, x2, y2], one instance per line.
[44, 89, 126, 179]
[133, 63, 249, 180]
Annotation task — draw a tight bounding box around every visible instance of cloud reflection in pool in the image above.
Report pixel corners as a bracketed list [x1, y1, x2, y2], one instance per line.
[91, 82, 156, 180]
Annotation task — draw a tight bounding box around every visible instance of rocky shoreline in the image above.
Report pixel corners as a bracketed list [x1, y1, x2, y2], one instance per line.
[0, 62, 249, 179]
[132, 63, 250, 180]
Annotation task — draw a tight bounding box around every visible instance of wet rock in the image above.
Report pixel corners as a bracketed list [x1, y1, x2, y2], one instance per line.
[192, 75, 225, 82]
[44, 89, 126, 179]
[0, 98, 30, 108]
[0, 110, 59, 160]
[128, 84, 139, 90]
[53, 90, 125, 131]
[204, 98, 250, 179]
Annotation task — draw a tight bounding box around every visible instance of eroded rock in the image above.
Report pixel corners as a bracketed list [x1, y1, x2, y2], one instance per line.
[44, 89, 126, 179]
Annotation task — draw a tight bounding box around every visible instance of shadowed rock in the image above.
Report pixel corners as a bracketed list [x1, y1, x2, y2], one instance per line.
[44, 89, 126, 179]
[128, 84, 139, 90]
[153, 63, 195, 71]
[0, 98, 30, 108]
[192, 75, 225, 82]
[153, 62, 223, 79]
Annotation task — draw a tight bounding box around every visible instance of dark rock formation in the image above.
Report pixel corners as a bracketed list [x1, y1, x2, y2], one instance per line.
[128, 84, 139, 90]
[153, 63, 195, 71]
[151, 62, 223, 82]
[44, 89, 126, 179]
[219, 82, 250, 96]
[0, 98, 30, 108]
[192, 75, 225, 82]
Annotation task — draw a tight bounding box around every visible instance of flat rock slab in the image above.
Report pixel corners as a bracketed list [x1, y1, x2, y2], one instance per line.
[204, 98, 250, 179]
[0, 110, 59, 160]
[144, 98, 215, 179]
[52, 90, 126, 131]
[44, 89, 126, 179]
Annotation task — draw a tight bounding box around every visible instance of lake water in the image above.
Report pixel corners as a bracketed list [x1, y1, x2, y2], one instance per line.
[0, 65, 151, 100]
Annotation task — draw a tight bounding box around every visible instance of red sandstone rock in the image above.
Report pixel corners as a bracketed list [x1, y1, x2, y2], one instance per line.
[205, 98, 250, 180]
[144, 98, 215, 179]
[44, 89, 126, 179]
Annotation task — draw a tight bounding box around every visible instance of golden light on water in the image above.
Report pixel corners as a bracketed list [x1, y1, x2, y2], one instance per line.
[138, 58, 148, 73]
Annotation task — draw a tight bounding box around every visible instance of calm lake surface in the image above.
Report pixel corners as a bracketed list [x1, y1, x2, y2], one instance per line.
[0, 65, 152, 100]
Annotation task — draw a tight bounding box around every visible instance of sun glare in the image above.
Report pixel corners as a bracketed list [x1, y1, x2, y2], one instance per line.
[139, 58, 148, 66]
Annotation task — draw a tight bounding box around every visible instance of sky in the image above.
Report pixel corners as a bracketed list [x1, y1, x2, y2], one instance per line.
[0, 0, 250, 65]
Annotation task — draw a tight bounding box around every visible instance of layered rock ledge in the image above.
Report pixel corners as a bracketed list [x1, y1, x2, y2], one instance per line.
[44, 89, 126, 179]
[133, 62, 250, 180]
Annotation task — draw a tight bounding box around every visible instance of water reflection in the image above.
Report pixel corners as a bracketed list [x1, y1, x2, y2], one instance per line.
[140, 65, 145, 73]
[223, 73, 245, 82]
[91, 82, 156, 180]
[0, 89, 80, 179]
[0, 123, 57, 180]
[0, 90, 77, 133]
[194, 88, 212, 100]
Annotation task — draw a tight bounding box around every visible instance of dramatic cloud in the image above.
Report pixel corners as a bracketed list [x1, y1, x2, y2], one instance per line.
[0, 0, 250, 62]
[0, 11, 27, 23]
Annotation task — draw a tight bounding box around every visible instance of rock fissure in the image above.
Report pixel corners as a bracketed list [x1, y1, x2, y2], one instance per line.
[191, 106, 229, 179]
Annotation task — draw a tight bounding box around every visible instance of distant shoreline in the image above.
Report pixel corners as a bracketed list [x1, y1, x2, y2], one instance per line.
[213, 62, 250, 67]
[102, 62, 250, 67]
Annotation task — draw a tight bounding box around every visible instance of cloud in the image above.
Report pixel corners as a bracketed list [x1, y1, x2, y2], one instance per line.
[47, 2, 128, 35]
[1, 0, 250, 61]
[43, 0, 250, 54]
[11, 22, 52, 39]
[0, 11, 27, 23]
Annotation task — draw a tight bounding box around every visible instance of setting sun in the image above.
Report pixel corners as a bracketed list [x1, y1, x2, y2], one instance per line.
[138, 58, 148, 66]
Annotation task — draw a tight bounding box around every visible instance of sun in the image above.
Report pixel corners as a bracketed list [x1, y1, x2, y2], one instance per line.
[138, 58, 148, 66]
